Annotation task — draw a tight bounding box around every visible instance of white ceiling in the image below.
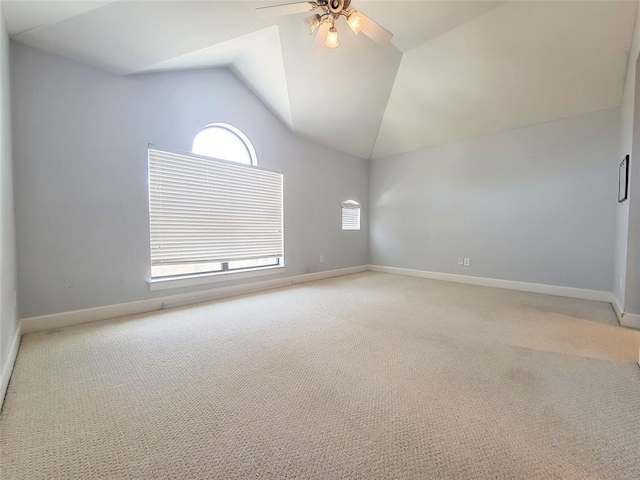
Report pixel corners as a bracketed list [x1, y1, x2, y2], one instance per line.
[3, 1, 638, 159]
[373, 0, 638, 157]
[139, 26, 295, 130]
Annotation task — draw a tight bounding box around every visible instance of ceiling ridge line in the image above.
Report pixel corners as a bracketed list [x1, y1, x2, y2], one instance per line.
[368, 50, 403, 160]
[9, 0, 114, 39]
[373, 105, 623, 162]
[400, 1, 507, 55]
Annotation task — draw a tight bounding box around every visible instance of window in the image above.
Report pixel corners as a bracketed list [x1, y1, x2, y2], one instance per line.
[341, 200, 361, 230]
[148, 125, 283, 282]
[192, 123, 257, 165]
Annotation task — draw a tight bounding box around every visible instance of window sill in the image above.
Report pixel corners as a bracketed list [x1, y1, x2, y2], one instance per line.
[148, 265, 286, 292]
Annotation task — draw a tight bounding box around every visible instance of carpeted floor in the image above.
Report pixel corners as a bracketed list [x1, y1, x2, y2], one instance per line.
[1, 272, 639, 479]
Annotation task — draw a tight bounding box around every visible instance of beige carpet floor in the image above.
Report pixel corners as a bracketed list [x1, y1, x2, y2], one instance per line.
[1, 272, 639, 479]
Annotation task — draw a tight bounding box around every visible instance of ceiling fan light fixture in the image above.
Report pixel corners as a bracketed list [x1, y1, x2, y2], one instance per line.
[325, 26, 339, 48]
[304, 13, 322, 33]
[346, 10, 363, 35]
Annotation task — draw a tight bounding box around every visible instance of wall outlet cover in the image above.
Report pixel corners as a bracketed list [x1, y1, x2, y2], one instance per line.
[458, 258, 464, 266]
[463, 258, 470, 267]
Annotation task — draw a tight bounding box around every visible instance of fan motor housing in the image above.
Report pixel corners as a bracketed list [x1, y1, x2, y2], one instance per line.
[328, 0, 345, 14]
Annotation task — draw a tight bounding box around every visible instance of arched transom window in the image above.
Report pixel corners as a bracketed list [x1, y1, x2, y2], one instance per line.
[192, 123, 257, 165]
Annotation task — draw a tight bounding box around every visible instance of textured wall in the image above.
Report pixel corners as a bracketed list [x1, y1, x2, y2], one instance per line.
[11, 43, 368, 318]
[370, 108, 620, 291]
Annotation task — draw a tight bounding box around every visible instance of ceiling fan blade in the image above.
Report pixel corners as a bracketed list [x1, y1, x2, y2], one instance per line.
[359, 12, 393, 45]
[255, 2, 317, 19]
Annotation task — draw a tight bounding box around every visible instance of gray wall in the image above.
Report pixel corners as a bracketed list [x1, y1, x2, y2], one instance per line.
[0, 5, 18, 373]
[11, 42, 369, 319]
[625, 59, 640, 314]
[613, 5, 640, 309]
[369, 108, 620, 291]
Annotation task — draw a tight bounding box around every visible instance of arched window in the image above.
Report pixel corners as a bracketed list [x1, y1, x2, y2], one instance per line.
[192, 123, 257, 165]
[341, 200, 361, 231]
[147, 124, 283, 284]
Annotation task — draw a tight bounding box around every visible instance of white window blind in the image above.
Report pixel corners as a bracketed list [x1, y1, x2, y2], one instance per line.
[148, 149, 283, 272]
[341, 200, 361, 231]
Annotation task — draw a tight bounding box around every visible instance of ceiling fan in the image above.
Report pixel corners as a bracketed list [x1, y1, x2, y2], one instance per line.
[256, 0, 393, 49]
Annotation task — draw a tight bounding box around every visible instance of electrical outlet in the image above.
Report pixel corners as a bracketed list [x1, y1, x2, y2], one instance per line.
[320, 255, 325, 263]
[458, 258, 464, 266]
[463, 258, 470, 267]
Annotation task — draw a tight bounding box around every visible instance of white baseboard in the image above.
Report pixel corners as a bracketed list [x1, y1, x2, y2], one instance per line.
[20, 266, 368, 334]
[159, 277, 293, 310]
[1, 327, 22, 411]
[291, 266, 366, 285]
[367, 265, 612, 302]
[610, 294, 624, 321]
[160, 266, 368, 310]
[17, 264, 639, 336]
[620, 312, 640, 330]
[607, 293, 640, 330]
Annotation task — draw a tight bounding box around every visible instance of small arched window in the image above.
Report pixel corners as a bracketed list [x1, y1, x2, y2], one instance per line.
[341, 200, 361, 231]
[192, 123, 257, 165]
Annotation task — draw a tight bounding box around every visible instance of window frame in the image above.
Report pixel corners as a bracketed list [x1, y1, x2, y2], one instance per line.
[341, 200, 361, 231]
[191, 123, 258, 166]
[147, 124, 284, 290]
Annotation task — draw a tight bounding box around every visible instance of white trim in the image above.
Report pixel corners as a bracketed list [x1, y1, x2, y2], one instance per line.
[193, 123, 258, 167]
[21, 298, 166, 334]
[20, 266, 368, 334]
[610, 293, 624, 322]
[20, 264, 637, 336]
[367, 265, 611, 302]
[160, 267, 368, 309]
[607, 293, 640, 330]
[341, 200, 360, 209]
[1, 327, 22, 411]
[160, 277, 292, 309]
[149, 265, 286, 291]
[620, 312, 640, 330]
[291, 266, 365, 285]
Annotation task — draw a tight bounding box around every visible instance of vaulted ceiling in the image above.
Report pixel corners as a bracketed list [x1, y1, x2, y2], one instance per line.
[3, 1, 637, 159]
